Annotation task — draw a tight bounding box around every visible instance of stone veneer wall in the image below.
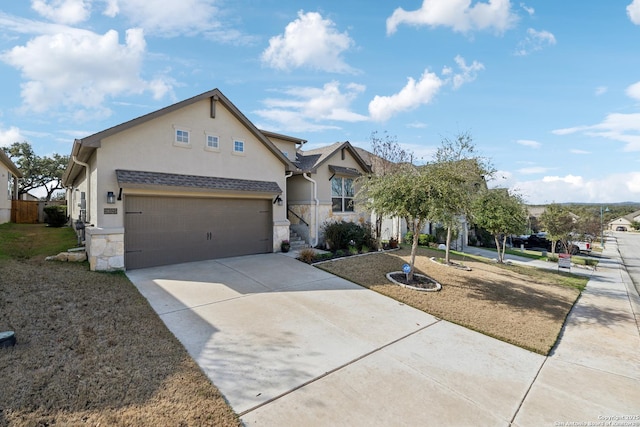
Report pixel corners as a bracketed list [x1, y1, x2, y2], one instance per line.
[273, 220, 290, 252]
[86, 227, 125, 271]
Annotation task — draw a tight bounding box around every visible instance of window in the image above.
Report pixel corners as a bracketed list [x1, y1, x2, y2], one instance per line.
[331, 177, 354, 212]
[233, 139, 245, 153]
[175, 129, 190, 144]
[206, 134, 219, 150]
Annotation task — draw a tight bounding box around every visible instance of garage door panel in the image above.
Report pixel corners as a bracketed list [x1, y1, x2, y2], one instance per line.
[125, 196, 273, 269]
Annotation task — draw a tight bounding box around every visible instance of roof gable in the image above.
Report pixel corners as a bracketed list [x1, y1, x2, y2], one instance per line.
[63, 88, 299, 185]
[297, 141, 372, 174]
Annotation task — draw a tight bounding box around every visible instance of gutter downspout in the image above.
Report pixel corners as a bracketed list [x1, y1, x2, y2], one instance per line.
[302, 173, 319, 247]
[72, 155, 90, 223]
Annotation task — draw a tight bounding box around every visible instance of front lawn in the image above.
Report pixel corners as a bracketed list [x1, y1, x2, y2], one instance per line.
[317, 247, 588, 355]
[0, 224, 240, 426]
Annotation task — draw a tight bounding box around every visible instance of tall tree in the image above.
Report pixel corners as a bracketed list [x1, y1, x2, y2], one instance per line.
[431, 132, 494, 263]
[540, 203, 575, 254]
[367, 131, 413, 249]
[2, 141, 69, 200]
[472, 188, 527, 263]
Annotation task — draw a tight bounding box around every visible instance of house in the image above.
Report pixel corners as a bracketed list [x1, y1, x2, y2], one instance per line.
[0, 149, 21, 224]
[608, 209, 640, 231]
[62, 89, 304, 271]
[287, 141, 373, 247]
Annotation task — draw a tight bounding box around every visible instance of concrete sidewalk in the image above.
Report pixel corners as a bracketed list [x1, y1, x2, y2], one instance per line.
[126, 238, 640, 426]
[514, 236, 640, 425]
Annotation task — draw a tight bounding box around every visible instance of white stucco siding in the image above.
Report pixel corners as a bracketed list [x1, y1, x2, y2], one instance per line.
[93, 98, 287, 229]
[0, 164, 11, 223]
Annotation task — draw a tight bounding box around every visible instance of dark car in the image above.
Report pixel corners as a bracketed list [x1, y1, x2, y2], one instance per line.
[616, 226, 627, 231]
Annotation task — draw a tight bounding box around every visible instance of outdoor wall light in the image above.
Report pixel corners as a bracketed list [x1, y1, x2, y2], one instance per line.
[273, 195, 283, 206]
[107, 191, 116, 204]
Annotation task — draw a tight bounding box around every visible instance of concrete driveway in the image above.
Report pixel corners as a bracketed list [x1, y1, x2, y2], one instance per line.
[127, 253, 547, 426]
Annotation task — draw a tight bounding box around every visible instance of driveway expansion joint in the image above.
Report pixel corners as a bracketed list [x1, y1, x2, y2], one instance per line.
[237, 319, 441, 417]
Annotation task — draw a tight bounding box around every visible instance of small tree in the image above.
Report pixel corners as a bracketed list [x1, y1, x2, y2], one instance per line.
[431, 132, 494, 263]
[472, 189, 527, 263]
[357, 163, 442, 281]
[540, 204, 574, 254]
[367, 131, 412, 249]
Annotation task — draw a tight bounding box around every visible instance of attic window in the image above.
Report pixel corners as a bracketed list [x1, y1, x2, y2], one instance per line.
[206, 134, 219, 151]
[174, 127, 191, 147]
[233, 139, 245, 154]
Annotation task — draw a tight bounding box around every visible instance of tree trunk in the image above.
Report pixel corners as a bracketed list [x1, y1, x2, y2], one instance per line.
[408, 218, 424, 282]
[494, 235, 503, 263]
[501, 235, 508, 262]
[375, 213, 383, 250]
[445, 226, 452, 264]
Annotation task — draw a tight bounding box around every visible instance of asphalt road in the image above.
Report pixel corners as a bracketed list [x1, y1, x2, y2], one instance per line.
[615, 231, 640, 295]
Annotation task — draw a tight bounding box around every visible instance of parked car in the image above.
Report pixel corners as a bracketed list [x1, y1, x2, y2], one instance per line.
[616, 226, 627, 231]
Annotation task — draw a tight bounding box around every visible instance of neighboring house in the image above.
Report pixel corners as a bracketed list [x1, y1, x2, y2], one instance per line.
[0, 149, 21, 224]
[287, 141, 373, 247]
[608, 209, 640, 231]
[62, 89, 303, 271]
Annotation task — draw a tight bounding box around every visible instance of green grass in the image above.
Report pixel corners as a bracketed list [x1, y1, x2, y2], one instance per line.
[0, 223, 78, 260]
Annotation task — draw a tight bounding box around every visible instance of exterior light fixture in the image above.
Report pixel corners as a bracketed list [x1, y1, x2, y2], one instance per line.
[273, 195, 283, 206]
[107, 191, 116, 204]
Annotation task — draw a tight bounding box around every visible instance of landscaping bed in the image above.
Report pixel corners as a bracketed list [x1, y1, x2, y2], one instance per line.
[0, 224, 239, 426]
[317, 246, 588, 355]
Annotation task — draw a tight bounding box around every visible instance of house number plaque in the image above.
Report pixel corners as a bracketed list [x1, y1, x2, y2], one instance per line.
[104, 208, 118, 215]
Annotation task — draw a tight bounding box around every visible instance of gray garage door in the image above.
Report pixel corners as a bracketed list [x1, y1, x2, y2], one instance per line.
[124, 196, 272, 269]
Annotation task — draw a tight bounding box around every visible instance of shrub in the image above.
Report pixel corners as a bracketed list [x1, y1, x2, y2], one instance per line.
[322, 220, 373, 251]
[404, 232, 435, 246]
[43, 205, 67, 227]
[298, 248, 316, 264]
[418, 233, 436, 246]
[404, 231, 414, 244]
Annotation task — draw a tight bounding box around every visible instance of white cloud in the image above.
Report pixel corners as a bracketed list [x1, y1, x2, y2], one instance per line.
[103, 0, 119, 17]
[626, 81, 640, 100]
[254, 81, 368, 132]
[448, 55, 484, 89]
[31, 0, 90, 24]
[520, 3, 534, 16]
[262, 11, 355, 73]
[0, 125, 25, 147]
[105, 0, 220, 37]
[515, 28, 556, 56]
[369, 70, 443, 122]
[407, 121, 428, 128]
[595, 86, 608, 96]
[516, 139, 541, 148]
[628, 0, 640, 24]
[386, 0, 518, 35]
[570, 149, 590, 154]
[507, 172, 640, 204]
[0, 27, 174, 116]
[552, 112, 640, 151]
[370, 56, 482, 122]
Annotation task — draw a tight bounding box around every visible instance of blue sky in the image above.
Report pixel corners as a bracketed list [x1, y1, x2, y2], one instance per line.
[1, 0, 639, 204]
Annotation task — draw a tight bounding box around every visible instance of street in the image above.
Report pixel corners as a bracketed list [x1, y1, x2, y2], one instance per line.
[615, 231, 640, 296]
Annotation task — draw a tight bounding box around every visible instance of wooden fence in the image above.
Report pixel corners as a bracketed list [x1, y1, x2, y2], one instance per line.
[11, 200, 39, 224]
[10, 200, 66, 224]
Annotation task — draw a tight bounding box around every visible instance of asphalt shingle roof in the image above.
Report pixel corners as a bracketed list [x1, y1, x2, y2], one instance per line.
[116, 169, 282, 194]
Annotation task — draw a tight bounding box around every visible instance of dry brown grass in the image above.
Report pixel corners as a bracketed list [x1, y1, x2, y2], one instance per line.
[0, 225, 239, 427]
[317, 247, 586, 355]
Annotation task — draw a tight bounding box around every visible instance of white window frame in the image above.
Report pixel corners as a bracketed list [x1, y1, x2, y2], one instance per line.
[173, 125, 191, 147]
[233, 139, 245, 155]
[205, 133, 220, 152]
